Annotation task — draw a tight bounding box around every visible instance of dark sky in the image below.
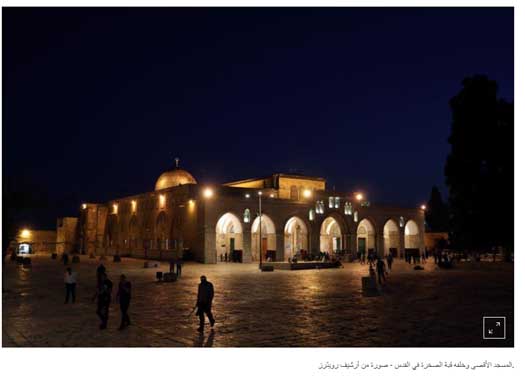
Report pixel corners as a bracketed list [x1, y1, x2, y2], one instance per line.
[3, 7, 514, 229]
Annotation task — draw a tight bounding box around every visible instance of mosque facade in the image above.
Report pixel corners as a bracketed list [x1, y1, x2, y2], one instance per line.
[73, 163, 425, 263]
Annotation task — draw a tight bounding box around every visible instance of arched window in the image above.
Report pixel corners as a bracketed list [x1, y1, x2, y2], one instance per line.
[399, 216, 405, 228]
[328, 197, 334, 208]
[354, 211, 359, 223]
[290, 185, 298, 200]
[243, 209, 251, 223]
[309, 209, 315, 221]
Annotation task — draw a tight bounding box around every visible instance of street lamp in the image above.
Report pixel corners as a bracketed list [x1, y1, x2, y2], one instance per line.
[355, 192, 364, 201]
[420, 204, 427, 211]
[203, 187, 214, 198]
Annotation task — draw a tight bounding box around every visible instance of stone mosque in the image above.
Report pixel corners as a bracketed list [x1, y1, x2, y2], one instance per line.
[58, 160, 424, 264]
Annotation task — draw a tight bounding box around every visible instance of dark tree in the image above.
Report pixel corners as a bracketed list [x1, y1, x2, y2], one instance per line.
[425, 186, 449, 232]
[445, 75, 513, 254]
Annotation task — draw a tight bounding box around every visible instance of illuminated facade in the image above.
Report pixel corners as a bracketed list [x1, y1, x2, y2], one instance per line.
[74, 163, 425, 263]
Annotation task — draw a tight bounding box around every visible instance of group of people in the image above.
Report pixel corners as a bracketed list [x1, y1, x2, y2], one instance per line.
[366, 251, 395, 285]
[62, 258, 216, 333]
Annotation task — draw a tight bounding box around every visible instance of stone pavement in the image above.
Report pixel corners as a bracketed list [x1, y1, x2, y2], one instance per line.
[2, 256, 513, 347]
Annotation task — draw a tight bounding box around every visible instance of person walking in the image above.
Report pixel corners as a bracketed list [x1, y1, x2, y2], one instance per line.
[176, 258, 183, 277]
[116, 274, 131, 330]
[96, 262, 106, 285]
[377, 258, 387, 285]
[64, 267, 77, 303]
[94, 272, 113, 330]
[386, 252, 393, 271]
[194, 275, 215, 332]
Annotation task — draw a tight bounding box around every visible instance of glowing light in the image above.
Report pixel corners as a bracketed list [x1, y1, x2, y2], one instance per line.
[203, 188, 214, 198]
[159, 194, 166, 208]
[303, 189, 312, 198]
[355, 193, 364, 201]
[258, 191, 262, 196]
[113, 203, 118, 214]
[420, 205, 427, 210]
[131, 200, 137, 212]
[20, 229, 30, 238]
[270, 193, 275, 198]
[82, 203, 87, 210]
[245, 194, 250, 198]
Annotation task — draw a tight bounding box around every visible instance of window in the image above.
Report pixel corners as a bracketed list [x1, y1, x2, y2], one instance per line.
[319, 200, 325, 214]
[399, 216, 405, 228]
[335, 197, 340, 209]
[354, 211, 359, 223]
[309, 209, 315, 221]
[243, 209, 251, 223]
[344, 202, 353, 215]
[290, 185, 298, 200]
[328, 197, 334, 208]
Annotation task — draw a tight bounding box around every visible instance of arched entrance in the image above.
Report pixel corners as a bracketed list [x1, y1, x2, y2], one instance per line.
[357, 218, 375, 255]
[320, 216, 342, 255]
[383, 219, 400, 257]
[284, 216, 308, 261]
[251, 214, 277, 262]
[404, 220, 420, 249]
[216, 213, 243, 261]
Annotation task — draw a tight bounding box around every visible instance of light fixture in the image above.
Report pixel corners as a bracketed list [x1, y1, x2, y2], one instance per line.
[203, 188, 214, 198]
[355, 193, 364, 201]
[20, 229, 30, 238]
[113, 203, 118, 214]
[131, 200, 137, 212]
[270, 193, 275, 198]
[303, 189, 312, 198]
[81, 203, 87, 210]
[245, 193, 251, 198]
[159, 194, 166, 208]
[258, 191, 262, 196]
[420, 204, 427, 210]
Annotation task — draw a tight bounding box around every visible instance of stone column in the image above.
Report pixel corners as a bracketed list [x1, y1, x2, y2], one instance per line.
[204, 228, 216, 264]
[399, 227, 406, 259]
[309, 228, 320, 255]
[276, 233, 284, 261]
[349, 233, 357, 255]
[242, 227, 252, 263]
[376, 232, 385, 258]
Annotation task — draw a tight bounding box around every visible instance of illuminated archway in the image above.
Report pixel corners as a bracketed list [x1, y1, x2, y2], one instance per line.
[404, 220, 420, 249]
[215, 213, 243, 261]
[357, 218, 375, 254]
[320, 216, 342, 255]
[251, 214, 277, 262]
[284, 216, 308, 261]
[383, 219, 400, 257]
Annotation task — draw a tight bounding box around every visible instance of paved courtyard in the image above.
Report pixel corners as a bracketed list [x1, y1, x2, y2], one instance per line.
[2, 255, 513, 347]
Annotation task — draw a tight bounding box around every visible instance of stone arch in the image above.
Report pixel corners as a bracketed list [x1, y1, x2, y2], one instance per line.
[320, 216, 343, 255]
[383, 218, 400, 257]
[284, 216, 309, 261]
[215, 212, 243, 261]
[404, 219, 420, 249]
[357, 218, 375, 254]
[251, 214, 277, 262]
[155, 212, 168, 250]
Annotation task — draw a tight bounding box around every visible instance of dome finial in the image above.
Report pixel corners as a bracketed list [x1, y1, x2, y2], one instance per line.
[175, 157, 180, 168]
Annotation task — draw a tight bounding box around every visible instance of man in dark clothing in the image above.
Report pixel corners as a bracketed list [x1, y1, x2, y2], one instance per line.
[169, 258, 175, 273]
[195, 275, 215, 332]
[116, 274, 131, 330]
[386, 252, 393, 271]
[95, 272, 113, 329]
[176, 258, 183, 277]
[96, 262, 106, 286]
[377, 258, 387, 285]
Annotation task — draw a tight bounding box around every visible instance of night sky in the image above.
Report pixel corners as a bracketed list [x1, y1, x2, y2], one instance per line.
[3, 7, 514, 229]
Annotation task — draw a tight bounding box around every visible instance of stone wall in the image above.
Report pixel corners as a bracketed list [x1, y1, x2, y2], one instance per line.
[56, 217, 79, 254]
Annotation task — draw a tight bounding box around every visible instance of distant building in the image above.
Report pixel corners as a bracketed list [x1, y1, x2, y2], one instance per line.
[62, 161, 424, 263]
